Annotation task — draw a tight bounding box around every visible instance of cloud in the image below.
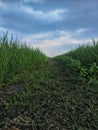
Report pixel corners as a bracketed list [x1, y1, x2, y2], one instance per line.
[0, 1, 67, 23]
[70, 28, 90, 38]
[21, 29, 90, 46]
[0, 2, 67, 33]
[75, 28, 90, 34]
[0, 1, 6, 8]
[0, 27, 7, 33]
[21, 6, 67, 22]
[21, 29, 92, 57]
[23, 0, 43, 3]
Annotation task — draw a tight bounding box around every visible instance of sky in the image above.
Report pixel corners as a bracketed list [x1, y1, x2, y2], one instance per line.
[0, 0, 98, 57]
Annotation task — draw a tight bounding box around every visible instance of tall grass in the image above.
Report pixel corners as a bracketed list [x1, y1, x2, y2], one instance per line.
[0, 34, 47, 85]
[66, 41, 98, 67]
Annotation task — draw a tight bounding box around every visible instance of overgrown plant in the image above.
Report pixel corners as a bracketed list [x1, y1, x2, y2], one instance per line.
[0, 34, 48, 86]
[66, 40, 98, 67]
[80, 63, 98, 85]
[54, 56, 81, 71]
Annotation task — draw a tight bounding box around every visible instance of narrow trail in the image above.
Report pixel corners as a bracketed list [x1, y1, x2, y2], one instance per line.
[0, 61, 97, 130]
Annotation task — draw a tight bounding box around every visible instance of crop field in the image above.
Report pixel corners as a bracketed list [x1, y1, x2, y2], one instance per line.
[0, 35, 98, 130]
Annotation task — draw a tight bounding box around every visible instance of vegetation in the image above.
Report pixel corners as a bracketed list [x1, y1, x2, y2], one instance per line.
[66, 41, 98, 67]
[0, 34, 47, 86]
[54, 42, 98, 86]
[0, 34, 98, 130]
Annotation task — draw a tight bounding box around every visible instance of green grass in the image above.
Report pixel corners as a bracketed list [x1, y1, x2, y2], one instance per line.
[0, 34, 98, 130]
[66, 41, 98, 67]
[54, 41, 98, 67]
[54, 41, 98, 86]
[0, 34, 47, 86]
